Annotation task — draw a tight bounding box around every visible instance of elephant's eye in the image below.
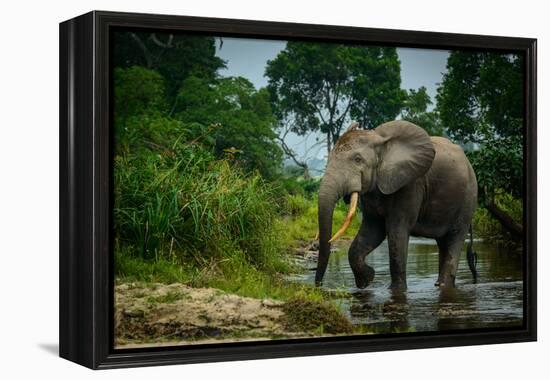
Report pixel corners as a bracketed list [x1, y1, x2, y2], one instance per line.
[354, 155, 362, 163]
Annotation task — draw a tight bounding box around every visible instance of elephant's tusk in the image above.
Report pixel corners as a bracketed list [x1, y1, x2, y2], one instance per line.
[329, 192, 358, 243]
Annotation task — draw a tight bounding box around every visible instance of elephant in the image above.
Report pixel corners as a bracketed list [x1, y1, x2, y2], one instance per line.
[316, 120, 478, 289]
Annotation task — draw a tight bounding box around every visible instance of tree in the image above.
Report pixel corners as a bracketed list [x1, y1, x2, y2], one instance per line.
[176, 76, 283, 179]
[437, 52, 523, 144]
[113, 66, 178, 155]
[113, 31, 225, 106]
[436, 51, 524, 238]
[349, 47, 407, 130]
[113, 66, 167, 121]
[265, 42, 405, 154]
[401, 86, 443, 136]
[113, 64, 283, 179]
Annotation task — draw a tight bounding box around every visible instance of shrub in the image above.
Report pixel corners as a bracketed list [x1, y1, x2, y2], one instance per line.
[281, 297, 354, 334]
[284, 194, 310, 216]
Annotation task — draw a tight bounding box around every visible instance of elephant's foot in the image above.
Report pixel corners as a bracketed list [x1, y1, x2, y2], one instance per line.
[389, 281, 407, 290]
[354, 272, 374, 289]
[389, 272, 407, 290]
[355, 281, 368, 289]
[435, 274, 456, 288]
[436, 282, 456, 288]
[353, 264, 375, 289]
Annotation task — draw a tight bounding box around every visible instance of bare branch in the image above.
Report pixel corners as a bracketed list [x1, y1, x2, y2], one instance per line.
[276, 135, 305, 166]
[279, 120, 327, 159]
[302, 136, 327, 158]
[486, 199, 523, 237]
[150, 33, 174, 48]
[129, 32, 153, 68]
[276, 134, 311, 179]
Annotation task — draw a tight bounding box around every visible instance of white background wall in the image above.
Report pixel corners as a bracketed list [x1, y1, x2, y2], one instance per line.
[0, 0, 546, 378]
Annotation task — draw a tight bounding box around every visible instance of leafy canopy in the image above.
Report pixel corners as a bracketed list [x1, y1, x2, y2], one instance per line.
[436, 52, 523, 143]
[436, 51, 524, 198]
[176, 75, 283, 179]
[113, 31, 225, 102]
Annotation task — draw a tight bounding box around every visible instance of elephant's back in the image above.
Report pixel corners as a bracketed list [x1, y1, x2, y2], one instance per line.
[430, 136, 471, 175]
[430, 137, 476, 189]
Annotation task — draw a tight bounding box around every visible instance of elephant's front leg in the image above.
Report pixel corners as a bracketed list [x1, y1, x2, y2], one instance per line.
[386, 227, 410, 289]
[348, 218, 386, 288]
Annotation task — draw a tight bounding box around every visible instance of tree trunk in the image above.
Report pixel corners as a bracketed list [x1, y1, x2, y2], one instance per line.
[303, 166, 311, 180]
[485, 199, 523, 238]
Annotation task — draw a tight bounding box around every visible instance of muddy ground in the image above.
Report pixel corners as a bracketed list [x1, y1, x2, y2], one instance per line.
[114, 282, 351, 348]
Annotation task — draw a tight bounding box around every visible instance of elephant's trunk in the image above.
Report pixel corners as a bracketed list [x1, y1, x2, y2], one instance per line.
[315, 176, 340, 286]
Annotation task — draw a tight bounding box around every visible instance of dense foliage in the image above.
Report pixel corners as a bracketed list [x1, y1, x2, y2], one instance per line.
[436, 51, 524, 241]
[436, 52, 524, 197]
[175, 75, 282, 178]
[437, 52, 523, 144]
[113, 66, 282, 177]
[114, 144, 282, 269]
[112, 34, 290, 295]
[113, 31, 225, 103]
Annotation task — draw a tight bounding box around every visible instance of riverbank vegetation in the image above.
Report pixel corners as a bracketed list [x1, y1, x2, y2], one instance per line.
[437, 51, 524, 247]
[112, 34, 363, 342]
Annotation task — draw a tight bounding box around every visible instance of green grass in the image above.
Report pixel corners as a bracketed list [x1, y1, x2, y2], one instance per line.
[115, 244, 196, 284]
[115, 188, 361, 300]
[115, 245, 327, 302]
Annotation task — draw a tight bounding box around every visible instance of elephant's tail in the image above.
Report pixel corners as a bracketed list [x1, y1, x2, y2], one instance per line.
[467, 225, 478, 283]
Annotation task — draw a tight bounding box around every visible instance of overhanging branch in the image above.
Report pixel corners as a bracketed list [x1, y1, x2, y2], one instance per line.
[129, 32, 152, 68]
[485, 199, 523, 238]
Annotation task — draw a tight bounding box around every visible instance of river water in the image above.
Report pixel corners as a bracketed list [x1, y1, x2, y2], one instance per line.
[294, 238, 523, 333]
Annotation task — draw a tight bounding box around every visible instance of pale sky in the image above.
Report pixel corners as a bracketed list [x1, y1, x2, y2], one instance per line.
[216, 37, 449, 161]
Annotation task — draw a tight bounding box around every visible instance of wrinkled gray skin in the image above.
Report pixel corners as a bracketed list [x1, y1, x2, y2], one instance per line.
[316, 120, 477, 289]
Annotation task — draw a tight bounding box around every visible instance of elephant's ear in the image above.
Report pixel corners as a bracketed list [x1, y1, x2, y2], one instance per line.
[375, 121, 435, 195]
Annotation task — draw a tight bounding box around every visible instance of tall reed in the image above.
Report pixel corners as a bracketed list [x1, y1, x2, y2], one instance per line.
[114, 142, 288, 275]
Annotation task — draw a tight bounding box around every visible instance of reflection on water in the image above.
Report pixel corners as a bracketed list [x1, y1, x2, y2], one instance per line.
[294, 238, 523, 333]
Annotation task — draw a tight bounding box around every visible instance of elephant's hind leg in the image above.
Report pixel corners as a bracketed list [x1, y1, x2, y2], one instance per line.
[348, 218, 386, 289]
[436, 230, 468, 287]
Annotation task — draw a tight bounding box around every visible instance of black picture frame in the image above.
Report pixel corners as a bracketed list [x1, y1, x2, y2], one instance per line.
[59, 10, 537, 369]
